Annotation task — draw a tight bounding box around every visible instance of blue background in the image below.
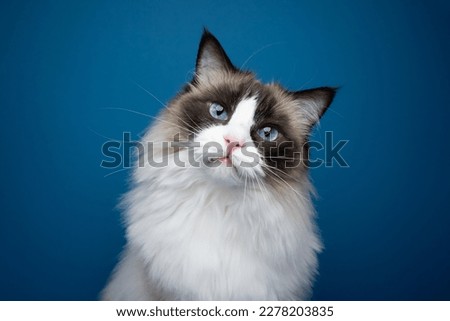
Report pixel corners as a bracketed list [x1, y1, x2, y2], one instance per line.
[1, 0, 449, 300]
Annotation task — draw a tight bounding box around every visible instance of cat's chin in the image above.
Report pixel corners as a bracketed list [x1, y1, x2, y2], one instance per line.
[200, 159, 257, 187]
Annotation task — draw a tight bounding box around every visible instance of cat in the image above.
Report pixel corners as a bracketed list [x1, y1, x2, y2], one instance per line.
[101, 29, 336, 300]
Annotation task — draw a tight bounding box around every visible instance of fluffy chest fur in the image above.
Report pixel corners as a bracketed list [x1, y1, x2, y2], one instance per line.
[124, 157, 321, 300]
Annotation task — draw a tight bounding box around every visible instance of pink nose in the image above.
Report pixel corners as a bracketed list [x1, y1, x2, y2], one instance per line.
[224, 135, 245, 147]
[224, 135, 245, 155]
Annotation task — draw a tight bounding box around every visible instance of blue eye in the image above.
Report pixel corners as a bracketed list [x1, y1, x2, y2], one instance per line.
[257, 126, 278, 141]
[209, 103, 228, 121]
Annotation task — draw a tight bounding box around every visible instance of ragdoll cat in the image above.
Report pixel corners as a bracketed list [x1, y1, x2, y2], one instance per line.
[102, 30, 336, 300]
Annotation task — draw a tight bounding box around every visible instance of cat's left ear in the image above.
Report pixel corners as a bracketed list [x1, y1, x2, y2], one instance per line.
[194, 29, 236, 81]
[291, 87, 337, 126]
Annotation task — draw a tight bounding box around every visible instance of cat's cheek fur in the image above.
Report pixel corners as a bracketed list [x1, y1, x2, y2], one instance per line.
[231, 146, 265, 179]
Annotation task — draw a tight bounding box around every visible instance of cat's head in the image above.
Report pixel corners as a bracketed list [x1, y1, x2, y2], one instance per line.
[163, 30, 336, 187]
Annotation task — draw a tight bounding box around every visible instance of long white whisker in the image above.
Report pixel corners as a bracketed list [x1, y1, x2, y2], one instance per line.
[87, 126, 123, 142]
[261, 155, 302, 161]
[132, 81, 168, 109]
[100, 107, 199, 137]
[132, 82, 202, 134]
[240, 42, 284, 69]
[242, 172, 248, 205]
[253, 173, 271, 204]
[260, 162, 302, 183]
[168, 109, 203, 136]
[260, 163, 305, 200]
[103, 167, 131, 178]
[100, 107, 154, 118]
[327, 107, 344, 119]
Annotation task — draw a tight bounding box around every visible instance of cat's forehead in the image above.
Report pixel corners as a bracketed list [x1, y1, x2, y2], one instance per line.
[189, 71, 296, 114]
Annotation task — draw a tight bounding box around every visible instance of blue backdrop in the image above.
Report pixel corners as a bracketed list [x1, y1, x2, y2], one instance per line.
[1, 0, 449, 300]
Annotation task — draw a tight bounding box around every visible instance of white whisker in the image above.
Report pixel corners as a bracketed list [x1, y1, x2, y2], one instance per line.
[103, 167, 131, 178]
[132, 80, 168, 109]
[260, 163, 305, 201]
[240, 42, 284, 69]
[100, 107, 200, 137]
[87, 126, 123, 142]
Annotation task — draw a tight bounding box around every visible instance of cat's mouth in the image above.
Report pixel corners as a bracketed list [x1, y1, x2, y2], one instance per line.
[208, 144, 236, 167]
[217, 156, 232, 166]
[209, 155, 233, 167]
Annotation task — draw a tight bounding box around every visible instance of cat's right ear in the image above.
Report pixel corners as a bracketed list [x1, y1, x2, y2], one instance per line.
[194, 29, 236, 82]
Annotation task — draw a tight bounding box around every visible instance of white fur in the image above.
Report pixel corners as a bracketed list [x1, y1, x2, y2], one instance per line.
[102, 96, 322, 300]
[226, 96, 258, 136]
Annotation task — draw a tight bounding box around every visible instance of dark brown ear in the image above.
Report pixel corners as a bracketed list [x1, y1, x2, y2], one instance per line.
[195, 29, 236, 79]
[292, 87, 337, 125]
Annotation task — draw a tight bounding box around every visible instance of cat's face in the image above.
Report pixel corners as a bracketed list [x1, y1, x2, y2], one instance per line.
[164, 30, 335, 187]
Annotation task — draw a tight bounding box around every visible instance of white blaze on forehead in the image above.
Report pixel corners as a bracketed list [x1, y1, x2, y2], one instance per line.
[226, 96, 258, 138]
